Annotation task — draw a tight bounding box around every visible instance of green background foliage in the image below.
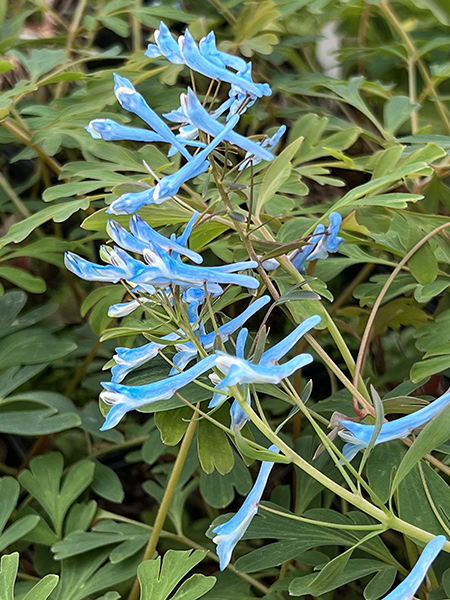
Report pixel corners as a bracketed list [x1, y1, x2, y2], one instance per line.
[2, 0, 450, 598]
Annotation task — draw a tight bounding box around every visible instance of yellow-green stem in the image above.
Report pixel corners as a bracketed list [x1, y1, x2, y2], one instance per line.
[127, 406, 199, 600]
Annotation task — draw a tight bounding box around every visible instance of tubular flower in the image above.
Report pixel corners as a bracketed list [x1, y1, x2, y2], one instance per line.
[110, 296, 271, 383]
[110, 299, 202, 384]
[100, 355, 216, 430]
[262, 212, 344, 273]
[170, 295, 271, 375]
[212, 444, 280, 570]
[86, 118, 206, 151]
[145, 23, 271, 98]
[113, 73, 192, 160]
[382, 536, 446, 600]
[107, 113, 240, 214]
[209, 314, 321, 410]
[336, 390, 450, 463]
[65, 212, 259, 296]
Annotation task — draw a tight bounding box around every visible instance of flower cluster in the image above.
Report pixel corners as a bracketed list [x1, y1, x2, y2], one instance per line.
[67, 23, 346, 572]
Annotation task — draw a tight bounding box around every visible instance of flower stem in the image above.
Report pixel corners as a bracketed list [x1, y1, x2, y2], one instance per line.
[126, 404, 199, 600]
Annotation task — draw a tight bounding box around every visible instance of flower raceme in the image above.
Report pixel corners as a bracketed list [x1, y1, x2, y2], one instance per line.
[64, 215, 259, 297]
[212, 444, 280, 570]
[382, 535, 446, 600]
[336, 389, 450, 462]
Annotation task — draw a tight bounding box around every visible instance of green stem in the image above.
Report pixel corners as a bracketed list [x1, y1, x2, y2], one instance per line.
[353, 221, 450, 409]
[379, 0, 450, 135]
[127, 406, 199, 600]
[131, 0, 142, 53]
[0, 172, 32, 219]
[232, 387, 450, 553]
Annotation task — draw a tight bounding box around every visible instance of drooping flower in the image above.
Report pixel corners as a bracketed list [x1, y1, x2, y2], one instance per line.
[100, 354, 216, 430]
[212, 444, 279, 570]
[382, 536, 446, 600]
[209, 314, 321, 410]
[336, 390, 450, 463]
[262, 213, 344, 273]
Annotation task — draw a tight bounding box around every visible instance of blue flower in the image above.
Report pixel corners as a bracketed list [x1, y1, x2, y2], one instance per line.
[209, 314, 321, 409]
[262, 212, 344, 273]
[107, 298, 150, 318]
[145, 23, 271, 99]
[107, 113, 240, 214]
[176, 89, 275, 162]
[382, 536, 446, 600]
[337, 390, 450, 462]
[145, 21, 185, 64]
[212, 444, 279, 570]
[179, 30, 271, 98]
[100, 355, 216, 430]
[86, 118, 206, 153]
[107, 215, 203, 265]
[110, 296, 271, 383]
[113, 73, 192, 160]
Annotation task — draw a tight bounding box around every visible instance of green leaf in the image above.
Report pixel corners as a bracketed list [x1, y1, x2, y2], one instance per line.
[0, 199, 90, 248]
[410, 354, 450, 382]
[0, 266, 46, 293]
[384, 96, 420, 136]
[18, 453, 95, 537]
[23, 574, 59, 600]
[407, 224, 438, 285]
[199, 452, 252, 508]
[410, 0, 450, 25]
[391, 402, 450, 494]
[91, 461, 125, 503]
[0, 329, 76, 369]
[0, 553, 19, 600]
[197, 417, 234, 475]
[138, 550, 216, 600]
[155, 407, 192, 446]
[255, 136, 303, 216]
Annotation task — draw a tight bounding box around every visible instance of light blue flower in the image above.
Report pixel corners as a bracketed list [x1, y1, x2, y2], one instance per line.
[382, 535, 446, 600]
[86, 118, 206, 153]
[239, 124, 286, 170]
[100, 355, 216, 430]
[145, 23, 271, 98]
[145, 21, 185, 64]
[171, 295, 271, 374]
[113, 73, 192, 160]
[199, 31, 247, 72]
[107, 215, 203, 265]
[87, 119, 166, 143]
[337, 390, 450, 462]
[66, 244, 259, 293]
[209, 314, 321, 409]
[107, 113, 240, 214]
[177, 89, 275, 162]
[262, 212, 343, 274]
[179, 29, 271, 99]
[212, 444, 279, 570]
[107, 298, 150, 318]
[307, 212, 344, 261]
